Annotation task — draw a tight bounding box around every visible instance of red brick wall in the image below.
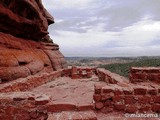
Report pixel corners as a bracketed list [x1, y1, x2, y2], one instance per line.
[96, 68, 129, 84]
[94, 83, 160, 113]
[0, 70, 63, 92]
[0, 92, 50, 120]
[130, 67, 160, 84]
[0, 67, 96, 93]
[0, 67, 97, 119]
[94, 68, 160, 113]
[71, 66, 96, 79]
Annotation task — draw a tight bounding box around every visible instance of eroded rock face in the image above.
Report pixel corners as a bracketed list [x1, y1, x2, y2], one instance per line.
[0, 0, 54, 40]
[0, 0, 67, 82]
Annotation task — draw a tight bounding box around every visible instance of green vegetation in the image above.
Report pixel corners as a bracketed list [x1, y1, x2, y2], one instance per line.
[99, 58, 160, 78]
[79, 59, 92, 63]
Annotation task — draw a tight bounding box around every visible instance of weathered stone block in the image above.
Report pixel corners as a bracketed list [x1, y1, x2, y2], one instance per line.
[95, 102, 104, 110]
[112, 95, 124, 103]
[139, 104, 151, 113]
[102, 86, 115, 93]
[125, 96, 136, 104]
[153, 96, 160, 104]
[152, 104, 160, 113]
[93, 94, 101, 102]
[114, 104, 125, 111]
[137, 96, 151, 104]
[147, 88, 158, 95]
[123, 88, 133, 95]
[125, 105, 138, 113]
[134, 87, 147, 95]
[47, 103, 77, 112]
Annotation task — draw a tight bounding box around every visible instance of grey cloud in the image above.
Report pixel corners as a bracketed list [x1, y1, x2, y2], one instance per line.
[48, 18, 88, 35]
[150, 39, 160, 46]
[99, 0, 160, 30]
[99, 7, 142, 28]
[45, 1, 109, 33]
[43, 0, 160, 57]
[47, 0, 160, 33]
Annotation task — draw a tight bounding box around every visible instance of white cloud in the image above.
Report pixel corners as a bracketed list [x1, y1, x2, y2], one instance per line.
[42, 0, 94, 10]
[117, 19, 160, 46]
[42, 0, 160, 57]
[52, 19, 160, 57]
[51, 31, 112, 48]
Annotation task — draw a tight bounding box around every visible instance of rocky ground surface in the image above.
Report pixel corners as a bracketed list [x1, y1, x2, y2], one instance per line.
[32, 76, 101, 108]
[31, 75, 160, 120]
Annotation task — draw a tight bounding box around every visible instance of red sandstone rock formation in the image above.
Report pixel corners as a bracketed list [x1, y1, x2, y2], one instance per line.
[0, 0, 67, 82]
[0, 0, 54, 40]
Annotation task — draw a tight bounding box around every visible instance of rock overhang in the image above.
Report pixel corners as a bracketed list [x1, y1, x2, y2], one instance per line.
[0, 0, 54, 41]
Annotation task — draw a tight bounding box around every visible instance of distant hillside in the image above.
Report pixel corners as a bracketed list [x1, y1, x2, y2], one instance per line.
[65, 57, 136, 66]
[99, 58, 160, 78]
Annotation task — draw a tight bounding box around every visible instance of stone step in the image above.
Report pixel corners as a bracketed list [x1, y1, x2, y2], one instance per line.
[47, 111, 97, 120]
[46, 102, 94, 112]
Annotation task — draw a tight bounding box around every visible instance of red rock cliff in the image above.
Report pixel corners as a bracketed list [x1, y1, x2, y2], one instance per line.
[0, 0, 67, 82]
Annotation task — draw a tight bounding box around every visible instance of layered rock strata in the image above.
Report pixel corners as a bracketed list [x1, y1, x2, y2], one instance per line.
[0, 0, 67, 82]
[0, 0, 54, 40]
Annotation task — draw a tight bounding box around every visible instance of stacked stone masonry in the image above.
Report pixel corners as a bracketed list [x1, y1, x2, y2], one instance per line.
[0, 90, 97, 120]
[0, 67, 96, 93]
[0, 92, 50, 120]
[71, 66, 96, 79]
[0, 67, 98, 120]
[0, 67, 160, 120]
[130, 67, 160, 84]
[94, 68, 160, 113]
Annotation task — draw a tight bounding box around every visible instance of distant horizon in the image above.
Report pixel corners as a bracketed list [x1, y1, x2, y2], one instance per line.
[43, 0, 160, 57]
[64, 55, 160, 58]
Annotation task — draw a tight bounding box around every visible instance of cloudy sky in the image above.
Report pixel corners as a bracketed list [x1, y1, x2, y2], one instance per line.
[42, 0, 160, 57]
